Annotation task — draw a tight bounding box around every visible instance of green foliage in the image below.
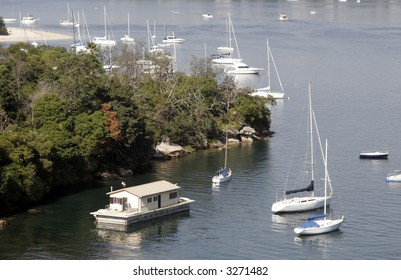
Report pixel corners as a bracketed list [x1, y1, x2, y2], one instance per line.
[0, 17, 8, 35]
[0, 42, 273, 214]
[0, 130, 51, 212]
[233, 94, 271, 132]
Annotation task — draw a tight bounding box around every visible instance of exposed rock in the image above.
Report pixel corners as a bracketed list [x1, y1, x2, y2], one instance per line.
[98, 171, 120, 180]
[156, 142, 185, 158]
[241, 136, 254, 142]
[27, 208, 41, 214]
[228, 138, 240, 144]
[0, 219, 7, 228]
[118, 168, 133, 177]
[240, 126, 256, 135]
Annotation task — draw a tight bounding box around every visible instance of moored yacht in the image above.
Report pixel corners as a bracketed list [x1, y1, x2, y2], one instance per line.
[21, 15, 39, 26]
[226, 62, 263, 74]
[162, 32, 185, 43]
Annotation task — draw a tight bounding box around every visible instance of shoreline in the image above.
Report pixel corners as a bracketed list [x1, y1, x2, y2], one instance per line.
[0, 27, 72, 43]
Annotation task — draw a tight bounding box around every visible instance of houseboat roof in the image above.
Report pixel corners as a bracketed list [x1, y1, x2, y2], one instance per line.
[107, 180, 181, 197]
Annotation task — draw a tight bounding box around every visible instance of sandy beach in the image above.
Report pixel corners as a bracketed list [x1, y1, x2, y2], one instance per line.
[0, 27, 72, 43]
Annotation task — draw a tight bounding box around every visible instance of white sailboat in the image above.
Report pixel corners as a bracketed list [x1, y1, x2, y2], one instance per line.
[120, 13, 134, 43]
[60, 3, 78, 27]
[385, 170, 401, 182]
[271, 84, 333, 214]
[71, 10, 91, 53]
[212, 125, 232, 184]
[147, 19, 163, 53]
[212, 13, 243, 65]
[92, 5, 116, 47]
[251, 38, 285, 99]
[3, 18, 17, 23]
[294, 139, 345, 235]
[3, 0, 16, 23]
[217, 15, 234, 54]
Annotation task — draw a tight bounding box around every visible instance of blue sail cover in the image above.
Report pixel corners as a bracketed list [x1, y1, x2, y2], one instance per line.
[216, 167, 229, 177]
[300, 220, 319, 228]
[285, 181, 314, 195]
[307, 214, 326, 220]
[221, 168, 229, 176]
[299, 214, 326, 228]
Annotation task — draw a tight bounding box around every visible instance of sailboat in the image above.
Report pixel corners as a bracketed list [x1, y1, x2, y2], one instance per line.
[212, 125, 232, 184]
[71, 10, 91, 53]
[212, 13, 243, 65]
[3, 0, 17, 23]
[93, 5, 116, 47]
[271, 84, 333, 214]
[294, 139, 345, 235]
[147, 19, 164, 53]
[120, 13, 134, 43]
[217, 15, 234, 54]
[60, 3, 78, 27]
[251, 38, 285, 99]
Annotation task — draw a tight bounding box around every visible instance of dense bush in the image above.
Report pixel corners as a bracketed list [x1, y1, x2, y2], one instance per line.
[0, 42, 273, 213]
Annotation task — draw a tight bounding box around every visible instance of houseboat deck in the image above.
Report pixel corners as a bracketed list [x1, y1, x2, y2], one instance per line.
[90, 180, 194, 231]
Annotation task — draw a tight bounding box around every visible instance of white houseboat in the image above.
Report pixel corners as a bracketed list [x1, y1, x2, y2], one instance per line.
[90, 180, 194, 230]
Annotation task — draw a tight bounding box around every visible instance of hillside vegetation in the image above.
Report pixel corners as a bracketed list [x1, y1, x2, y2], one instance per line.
[0, 42, 273, 213]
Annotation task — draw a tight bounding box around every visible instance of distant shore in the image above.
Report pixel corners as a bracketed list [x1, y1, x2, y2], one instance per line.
[0, 27, 72, 43]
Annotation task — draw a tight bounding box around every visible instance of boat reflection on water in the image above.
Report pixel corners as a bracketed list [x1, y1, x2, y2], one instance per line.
[293, 230, 344, 253]
[271, 213, 307, 233]
[93, 212, 189, 258]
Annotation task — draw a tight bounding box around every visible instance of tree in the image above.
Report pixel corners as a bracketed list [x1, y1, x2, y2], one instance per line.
[233, 94, 271, 133]
[0, 129, 52, 212]
[0, 17, 9, 36]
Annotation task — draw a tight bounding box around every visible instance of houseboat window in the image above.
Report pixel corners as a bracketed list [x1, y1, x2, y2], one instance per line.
[153, 196, 158, 202]
[109, 197, 123, 204]
[169, 192, 178, 199]
[147, 197, 152, 203]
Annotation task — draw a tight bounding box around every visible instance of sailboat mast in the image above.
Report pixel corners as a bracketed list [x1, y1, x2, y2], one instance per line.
[72, 10, 75, 47]
[309, 83, 315, 195]
[147, 19, 150, 51]
[324, 139, 328, 215]
[225, 16, 229, 52]
[224, 124, 228, 168]
[224, 97, 230, 169]
[67, 2, 71, 22]
[228, 13, 241, 59]
[127, 13, 130, 36]
[103, 5, 107, 37]
[266, 38, 271, 90]
[228, 14, 232, 59]
[269, 46, 284, 92]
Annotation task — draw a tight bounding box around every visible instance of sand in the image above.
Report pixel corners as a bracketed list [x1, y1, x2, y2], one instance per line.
[0, 27, 72, 43]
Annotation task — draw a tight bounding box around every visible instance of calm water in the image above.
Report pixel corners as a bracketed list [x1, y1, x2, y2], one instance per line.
[1, 0, 401, 260]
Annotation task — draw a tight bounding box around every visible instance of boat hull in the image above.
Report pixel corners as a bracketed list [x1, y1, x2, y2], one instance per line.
[212, 57, 243, 65]
[272, 196, 332, 214]
[227, 68, 263, 74]
[386, 173, 401, 182]
[294, 217, 344, 235]
[212, 172, 232, 184]
[121, 35, 135, 43]
[359, 151, 388, 159]
[251, 90, 285, 99]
